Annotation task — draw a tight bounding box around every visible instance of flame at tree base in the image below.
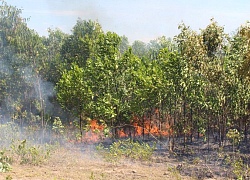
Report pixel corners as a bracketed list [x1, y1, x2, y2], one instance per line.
[68, 109, 174, 143]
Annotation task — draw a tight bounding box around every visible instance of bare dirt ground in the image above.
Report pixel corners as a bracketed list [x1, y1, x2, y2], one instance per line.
[0, 144, 198, 180]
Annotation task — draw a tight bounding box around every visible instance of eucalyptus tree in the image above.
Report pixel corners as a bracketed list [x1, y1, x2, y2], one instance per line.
[57, 30, 147, 137]
[201, 20, 231, 146]
[42, 28, 68, 84]
[119, 35, 130, 54]
[157, 48, 182, 149]
[174, 22, 208, 146]
[132, 40, 148, 59]
[228, 23, 250, 141]
[56, 20, 104, 136]
[60, 19, 103, 69]
[0, 0, 34, 123]
[147, 36, 177, 60]
[85, 32, 145, 128]
[56, 63, 93, 137]
[8, 19, 53, 128]
[157, 36, 177, 51]
[0, 1, 62, 129]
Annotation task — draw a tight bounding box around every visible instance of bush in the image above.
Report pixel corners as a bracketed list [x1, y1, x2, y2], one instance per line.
[225, 154, 250, 180]
[10, 139, 52, 165]
[96, 139, 156, 163]
[0, 150, 12, 172]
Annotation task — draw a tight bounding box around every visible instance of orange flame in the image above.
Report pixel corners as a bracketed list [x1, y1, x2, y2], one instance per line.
[83, 119, 105, 143]
[131, 110, 173, 137]
[69, 108, 174, 143]
[117, 129, 128, 138]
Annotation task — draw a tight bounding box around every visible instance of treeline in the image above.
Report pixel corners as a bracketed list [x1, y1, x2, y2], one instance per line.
[0, 1, 250, 147]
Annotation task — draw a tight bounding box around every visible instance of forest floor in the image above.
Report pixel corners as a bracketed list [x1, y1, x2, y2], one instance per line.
[0, 139, 249, 180]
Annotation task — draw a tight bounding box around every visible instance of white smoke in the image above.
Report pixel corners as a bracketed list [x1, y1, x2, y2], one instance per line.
[22, 66, 55, 114]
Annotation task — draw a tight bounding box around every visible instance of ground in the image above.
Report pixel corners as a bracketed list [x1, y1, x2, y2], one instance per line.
[0, 145, 196, 180]
[0, 140, 248, 180]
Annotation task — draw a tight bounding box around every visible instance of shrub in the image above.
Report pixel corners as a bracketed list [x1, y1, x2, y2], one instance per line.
[0, 150, 12, 172]
[96, 139, 156, 163]
[10, 139, 52, 165]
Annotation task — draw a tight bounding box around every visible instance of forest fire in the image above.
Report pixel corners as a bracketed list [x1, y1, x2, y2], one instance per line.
[83, 109, 173, 142]
[131, 115, 172, 137]
[83, 120, 105, 142]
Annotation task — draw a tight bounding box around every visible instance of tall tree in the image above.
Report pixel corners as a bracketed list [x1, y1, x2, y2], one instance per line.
[60, 19, 103, 68]
[119, 35, 130, 54]
[132, 40, 148, 58]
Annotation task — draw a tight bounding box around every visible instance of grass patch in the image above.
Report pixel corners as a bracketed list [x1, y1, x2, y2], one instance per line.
[96, 138, 156, 163]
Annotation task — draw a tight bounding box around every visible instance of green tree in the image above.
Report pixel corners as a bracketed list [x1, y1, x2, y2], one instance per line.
[56, 63, 93, 137]
[175, 22, 208, 147]
[60, 19, 102, 68]
[119, 35, 129, 54]
[42, 28, 68, 84]
[132, 40, 148, 58]
[85, 32, 141, 128]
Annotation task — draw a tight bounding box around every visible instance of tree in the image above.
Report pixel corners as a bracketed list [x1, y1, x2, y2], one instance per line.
[0, 1, 62, 131]
[85, 32, 140, 127]
[56, 63, 93, 137]
[132, 40, 148, 58]
[202, 18, 225, 58]
[119, 35, 129, 54]
[174, 22, 208, 147]
[42, 28, 68, 84]
[229, 23, 250, 141]
[60, 19, 103, 68]
[235, 22, 250, 80]
[0, 0, 35, 122]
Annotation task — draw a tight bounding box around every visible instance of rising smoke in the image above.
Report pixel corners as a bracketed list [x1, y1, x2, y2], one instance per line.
[0, 48, 66, 147]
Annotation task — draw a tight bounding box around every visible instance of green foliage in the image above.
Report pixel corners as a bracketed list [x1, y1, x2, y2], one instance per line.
[202, 18, 225, 57]
[0, 150, 12, 172]
[96, 139, 156, 163]
[60, 19, 103, 68]
[225, 155, 249, 180]
[232, 158, 245, 180]
[56, 63, 92, 113]
[119, 35, 129, 54]
[5, 175, 12, 180]
[226, 129, 243, 146]
[132, 40, 147, 58]
[167, 166, 182, 180]
[10, 140, 51, 165]
[89, 172, 96, 180]
[1, 0, 250, 163]
[52, 117, 65, 135]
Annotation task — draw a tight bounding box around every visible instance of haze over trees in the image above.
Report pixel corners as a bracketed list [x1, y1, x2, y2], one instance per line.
[0, 1, 250, 151]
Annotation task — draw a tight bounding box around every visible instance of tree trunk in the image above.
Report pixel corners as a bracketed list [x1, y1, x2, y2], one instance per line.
[207, 115, 210, 152]
[79, 113, 83, 141]
[183, 98, 186, 149]
[190, 108, 193, 143]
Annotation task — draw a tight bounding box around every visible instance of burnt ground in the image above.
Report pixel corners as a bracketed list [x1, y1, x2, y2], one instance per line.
[1, 138, 250, 180]
[152, 138, 250, 180]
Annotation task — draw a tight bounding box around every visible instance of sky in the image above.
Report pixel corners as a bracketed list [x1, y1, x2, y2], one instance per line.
[5, 0, 250, 43]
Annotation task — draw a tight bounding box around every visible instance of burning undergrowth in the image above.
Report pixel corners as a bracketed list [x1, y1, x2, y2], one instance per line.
[1, 118, 249, 180]
[2, 106, 249, 180]
[75, 108, 173, 144]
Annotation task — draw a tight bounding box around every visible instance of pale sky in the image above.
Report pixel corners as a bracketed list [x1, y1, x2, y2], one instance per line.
[6, 0, 250, 43]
